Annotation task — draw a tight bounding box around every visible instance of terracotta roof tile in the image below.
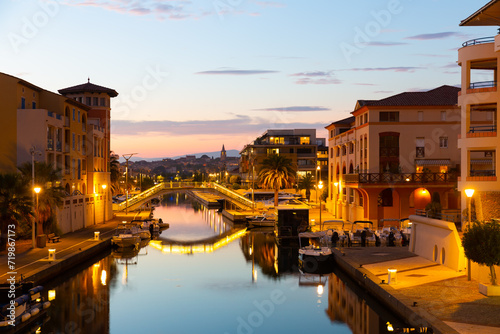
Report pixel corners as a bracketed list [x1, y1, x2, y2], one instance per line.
[58, 81, 118, 97]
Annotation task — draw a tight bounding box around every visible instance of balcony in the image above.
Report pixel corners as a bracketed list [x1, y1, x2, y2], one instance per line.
[47, 139, 54, 151]
[56, 141, 62, 152]
[344, 172, 457, 184]
[462, 36, 495, 47]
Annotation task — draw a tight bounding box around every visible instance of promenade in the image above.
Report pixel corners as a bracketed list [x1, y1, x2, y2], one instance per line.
[0, 211, 151, 285]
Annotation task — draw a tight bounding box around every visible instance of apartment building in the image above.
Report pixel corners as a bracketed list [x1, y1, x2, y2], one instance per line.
[240, 129, 327, 186]
[326, 86, 461, 228]
[458, 1, 500, 221]
[0, 73, 117, 233]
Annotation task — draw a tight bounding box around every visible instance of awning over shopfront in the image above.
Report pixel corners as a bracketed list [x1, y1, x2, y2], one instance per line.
[415, 159, 451, 166]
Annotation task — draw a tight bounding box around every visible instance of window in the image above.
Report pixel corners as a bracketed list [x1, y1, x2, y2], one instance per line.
[439, 137, 448, 148]
[78, 110, 80, 122]
[416, 137, 425, 157]
[72, 133, 75, 150]
[32, 101, 36, 109]
[418, 111, 423, 121]
[77, 135, 81, 151]
[21, 97, 25, 109]
[379, 111, 399, 122]
[93, 97, 99, 106]
[349, 142, 354, 154]
[341, 146, 346, 156]
[363, 114, 367, 124]
[330, 130, 334, 138]
[441, 111, 446, 121]
[270, 137, 284, 144]
[378, 189, 393, 207]
[267, 148, 279, 155]
[86, 97, 91, 105]
[100, 98, 106, 106]
[73, 108, 75, 121]
[300, 137, 310, 145]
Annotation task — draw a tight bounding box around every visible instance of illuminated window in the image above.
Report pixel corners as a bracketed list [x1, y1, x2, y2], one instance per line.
[267, 148, 279, 155]
[300, 137, 310, 145]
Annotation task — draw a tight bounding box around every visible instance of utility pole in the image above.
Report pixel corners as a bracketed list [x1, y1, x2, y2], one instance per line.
[122, 153, 138, 215]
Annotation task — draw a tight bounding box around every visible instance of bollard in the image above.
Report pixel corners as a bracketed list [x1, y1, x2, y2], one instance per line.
[94, 231, 100, 241]
[388, 268, 397, 285]
[48, 249, 56, 261]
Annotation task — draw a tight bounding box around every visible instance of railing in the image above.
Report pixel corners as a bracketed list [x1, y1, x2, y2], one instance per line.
[470, 170, 496, 177]
[344, 172, 457, 184]
[415, 209, 459, 223]
[469, 81, 497, 89]
[213, 183, 254, 208]
[462, 36, 495, 47]
[469, 125, 497, 133]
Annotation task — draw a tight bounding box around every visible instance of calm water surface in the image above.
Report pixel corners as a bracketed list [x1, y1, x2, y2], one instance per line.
[36, 192, 403, 334]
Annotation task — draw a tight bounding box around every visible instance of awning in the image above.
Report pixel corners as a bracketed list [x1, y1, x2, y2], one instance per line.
[415, 159, 451, 166]
[470, 159, 493, 165]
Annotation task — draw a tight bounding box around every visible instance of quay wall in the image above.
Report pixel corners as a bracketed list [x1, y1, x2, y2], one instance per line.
[332, 248, 459, 334]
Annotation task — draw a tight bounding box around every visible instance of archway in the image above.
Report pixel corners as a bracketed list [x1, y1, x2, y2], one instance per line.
[411, 187, 431, 212]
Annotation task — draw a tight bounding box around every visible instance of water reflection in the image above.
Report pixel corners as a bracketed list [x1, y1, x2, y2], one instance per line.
[36, 192, 411, 333]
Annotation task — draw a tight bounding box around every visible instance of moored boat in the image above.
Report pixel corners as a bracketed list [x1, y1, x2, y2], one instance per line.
[298, 231, 334, 274]
[111, 226, 141, 249]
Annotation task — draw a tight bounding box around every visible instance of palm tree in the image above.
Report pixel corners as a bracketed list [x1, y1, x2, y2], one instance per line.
[258, 154, 296, 207]
[109, 152, 121, 195]
[0, 173, 33, 251]
[18, 162, 65, 234]
[298, 173, 314, 202]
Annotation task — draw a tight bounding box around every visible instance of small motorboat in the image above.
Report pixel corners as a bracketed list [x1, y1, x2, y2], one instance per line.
[246, 213, 276, 227]
[349, 221, 378, 246]
[298, 231, 334, 274]
[111, 226, 141, 249]
[322, 220, 349, 246]
[0, 283, 51, 331]
[122, 221, 151, 240]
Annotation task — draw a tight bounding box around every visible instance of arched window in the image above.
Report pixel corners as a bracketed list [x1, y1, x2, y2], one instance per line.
[378, 188, 393, 207]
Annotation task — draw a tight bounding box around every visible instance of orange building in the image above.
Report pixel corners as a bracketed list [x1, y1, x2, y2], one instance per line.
[326, 86, 461, 228]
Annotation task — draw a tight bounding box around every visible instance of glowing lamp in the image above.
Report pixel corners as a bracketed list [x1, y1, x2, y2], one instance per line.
[465, 189, 475, 198]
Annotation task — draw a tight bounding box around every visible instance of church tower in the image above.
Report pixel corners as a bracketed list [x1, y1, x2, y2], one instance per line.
[221, 144, 227, 161]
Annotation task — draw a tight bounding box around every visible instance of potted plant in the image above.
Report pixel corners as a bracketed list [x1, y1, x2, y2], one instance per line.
[462, 220, 500, 296]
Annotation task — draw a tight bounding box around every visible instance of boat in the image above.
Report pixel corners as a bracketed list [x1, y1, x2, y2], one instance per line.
[122, 221, 151, 240]
[298, 231, 334, 274]
[111, 225, 141, 249]
[322, 220, 349, 246]
[246, 213, 276, 227]
[0, 283, 51, 332]
[377, 219, 409, 246]
[349, 221, 378, 246]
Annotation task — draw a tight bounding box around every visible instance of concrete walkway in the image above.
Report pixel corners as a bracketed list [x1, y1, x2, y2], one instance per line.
[336, 246, 500, 333]
[0, 211, 151, 285]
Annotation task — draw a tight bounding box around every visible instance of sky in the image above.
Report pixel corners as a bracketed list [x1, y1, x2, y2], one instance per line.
[0, 0, 496, 160]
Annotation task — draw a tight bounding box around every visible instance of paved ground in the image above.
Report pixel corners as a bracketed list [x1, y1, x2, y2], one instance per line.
[338, 246, 500, 333]
[0, 211, 151, 284]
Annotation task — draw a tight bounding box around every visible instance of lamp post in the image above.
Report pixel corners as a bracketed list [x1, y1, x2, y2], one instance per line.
[465, 188, 475, 281]
[30, 147, 41, 248]
[316, 166, 320, 203]
[102, 184, 107, 223]
[318, 181, 324, 230]
[34, 187, 41, 247]
[122, 153, 138, 215]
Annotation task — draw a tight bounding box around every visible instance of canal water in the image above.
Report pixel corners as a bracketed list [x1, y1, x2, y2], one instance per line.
[36, 192, 406, 334]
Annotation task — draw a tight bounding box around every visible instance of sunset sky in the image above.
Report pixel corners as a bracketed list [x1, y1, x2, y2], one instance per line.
[1, 0, 494, 160]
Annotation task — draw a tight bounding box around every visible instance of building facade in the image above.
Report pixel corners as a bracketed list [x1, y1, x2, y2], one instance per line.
[0, 73, 117, 234]
[326, 86, 461, 228]
[239, 129, 327, 187]
[458, 2, 500, 221]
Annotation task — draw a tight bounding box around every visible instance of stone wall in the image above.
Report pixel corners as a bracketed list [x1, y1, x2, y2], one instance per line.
[475, 191, 500, 221]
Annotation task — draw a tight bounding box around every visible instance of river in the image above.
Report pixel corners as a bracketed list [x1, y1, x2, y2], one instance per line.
[34, 192, 406, 334]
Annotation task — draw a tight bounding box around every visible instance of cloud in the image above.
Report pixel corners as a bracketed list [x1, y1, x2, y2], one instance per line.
[346, 67, 421, 73]
[110, 116, 327, 136]
[254, 106, 330, 112]
[360, 41, 408, 46]
[65, 0, 195, 20]
[253, 1, 286, 8]
[290, 70, 341, 85]
[406, 32, 461, 40]
[195, 69, 279, 75]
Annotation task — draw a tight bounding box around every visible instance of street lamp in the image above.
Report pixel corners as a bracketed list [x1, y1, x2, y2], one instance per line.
[318, 181, 324, 230]
[122, 153, 138, 215]
[316, 166, 320, 203]
[465, 188, 475, 281]
[102, 184, 107, 223]
[34, 187, 41, 247]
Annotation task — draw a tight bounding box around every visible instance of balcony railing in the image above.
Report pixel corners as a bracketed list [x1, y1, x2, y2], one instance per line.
[469, 125, 497, 133]
[470, 170, 496, 177]
[344, 172, 457, 184]
[462, 36, 495, 47]
[469, 81, 497, 89]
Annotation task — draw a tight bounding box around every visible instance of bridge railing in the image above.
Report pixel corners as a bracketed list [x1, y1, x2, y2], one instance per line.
[212, 183, 254, 208]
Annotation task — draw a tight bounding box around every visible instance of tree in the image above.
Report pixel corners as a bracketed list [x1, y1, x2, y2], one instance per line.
[109, 152, 121, 195]
[0, 173, 33, 251]
[462, 221, 500, 285]
[298, 173, 314, 202]
[425, 191, 442, 219]
[18, 162, 65, 234]
[258, 154, 296, 207]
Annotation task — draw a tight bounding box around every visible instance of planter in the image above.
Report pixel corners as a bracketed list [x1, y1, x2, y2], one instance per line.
[479, 283, 500, 296]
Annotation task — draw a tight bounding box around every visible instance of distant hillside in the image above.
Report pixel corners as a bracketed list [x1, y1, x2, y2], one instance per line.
[123, 149, 240, 162]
